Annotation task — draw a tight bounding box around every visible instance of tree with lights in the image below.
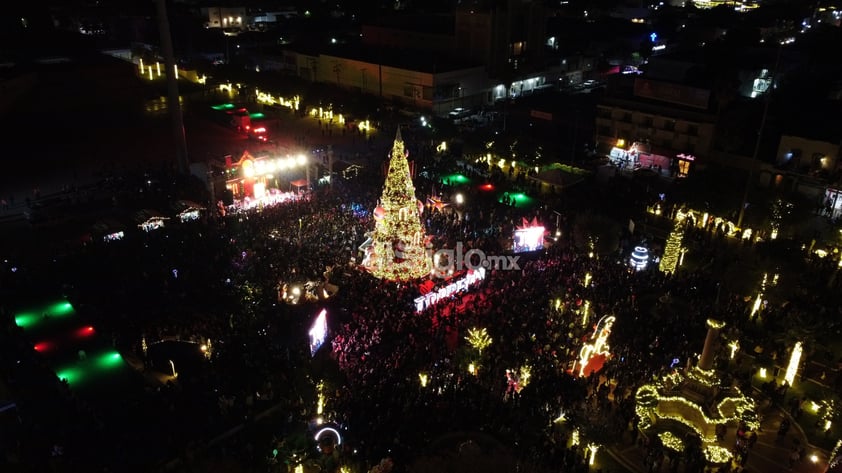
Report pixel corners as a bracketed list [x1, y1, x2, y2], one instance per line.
[365, 128, 429, 281]
[659, 223, 685, 273]
[465, 327, 492, 355]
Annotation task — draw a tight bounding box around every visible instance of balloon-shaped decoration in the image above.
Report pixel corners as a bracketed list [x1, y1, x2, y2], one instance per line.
[417, 199, 425, 215]
[374, 205, 386, 220]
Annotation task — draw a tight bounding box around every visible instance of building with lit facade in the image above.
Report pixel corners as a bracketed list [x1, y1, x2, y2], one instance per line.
[757, 134, 842, 219]
[201, 7, 247, 31]
[276, 45, 488, 116]
[595, 77, 717, 177]
[262, 0, 551, 115]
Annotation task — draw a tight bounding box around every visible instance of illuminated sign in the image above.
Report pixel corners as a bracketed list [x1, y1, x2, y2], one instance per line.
[309, 309, 328, 356]
[414, 267, 486, 312]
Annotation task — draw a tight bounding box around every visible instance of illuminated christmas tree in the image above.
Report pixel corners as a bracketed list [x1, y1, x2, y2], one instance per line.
[365, 128, 429, 280]
[659, 223, 685, 273]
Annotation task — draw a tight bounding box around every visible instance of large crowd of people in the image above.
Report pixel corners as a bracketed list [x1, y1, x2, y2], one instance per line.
[1, 138, 841, 473]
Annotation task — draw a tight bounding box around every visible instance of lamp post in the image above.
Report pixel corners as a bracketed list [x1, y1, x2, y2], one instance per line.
[737, 44, 782, 228]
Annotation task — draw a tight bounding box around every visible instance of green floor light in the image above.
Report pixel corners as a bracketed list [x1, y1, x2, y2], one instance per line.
[441, 174, 471, 185]
[14, 300, 75, 330]
[56, 366, 84, 385]
[96, 351, 125, 370]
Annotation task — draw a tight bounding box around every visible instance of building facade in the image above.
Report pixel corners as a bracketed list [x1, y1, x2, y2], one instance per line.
[278, 48, 489, 116]
[595, 78, 717, 176]
[202, 7, 247, 30]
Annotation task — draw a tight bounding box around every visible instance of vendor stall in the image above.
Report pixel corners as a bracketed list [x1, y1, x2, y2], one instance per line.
[92, 219, 127, 242]
[134, 209, 169, 232]
[172, 200, 205, 222]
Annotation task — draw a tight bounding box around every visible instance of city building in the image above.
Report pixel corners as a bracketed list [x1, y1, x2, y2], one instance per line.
[201, 6, 247, 31]
[362, 0, 547, 85]
[274, 44, 488, 116]
[758, 134, 842, 218]
[595, 76, 717, 177]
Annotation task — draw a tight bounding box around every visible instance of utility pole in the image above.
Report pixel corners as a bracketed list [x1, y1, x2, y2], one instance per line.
[737, 44, 782, 228]
[155, 0, 190, 176]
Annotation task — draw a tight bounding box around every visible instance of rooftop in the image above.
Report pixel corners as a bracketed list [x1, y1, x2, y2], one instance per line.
[288, 42, 483, 74]
[365, 13, 455, 35]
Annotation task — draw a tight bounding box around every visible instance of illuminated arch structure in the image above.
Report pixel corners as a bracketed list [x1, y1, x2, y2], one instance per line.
[635, 319, 756, 466]
[314, 426, 342, 446]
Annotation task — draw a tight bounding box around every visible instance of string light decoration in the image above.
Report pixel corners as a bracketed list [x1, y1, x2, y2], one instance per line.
[658, 431, 684, 452]
[635, 383, 757, 442]
[364, 129, 429, 280]
[704, 445, 733, 464]
[316, 381, 325, 415]
[828, 439, 842, 471]
[659, 223, 685, 273]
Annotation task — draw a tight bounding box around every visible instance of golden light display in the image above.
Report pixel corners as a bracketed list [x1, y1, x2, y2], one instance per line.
[465, 327, 492, 355]
[316, 381, 325, 416]
[364, 129, 429, 280]
[728, 340, 739, 360]
[518, 365, 532, 390]
[784, 341, 803, 386]
[658, 431, 684, 452]
[580, 300, 591, 327]
[418, 373, 429, 387]
[587, 443, 599, 465]
[659, 223, 685, 273]
[635, 383, 757, 443]
[704, 445, 733, 464]
[575, 315, 614, 376]
[255, 89, 300, 111]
